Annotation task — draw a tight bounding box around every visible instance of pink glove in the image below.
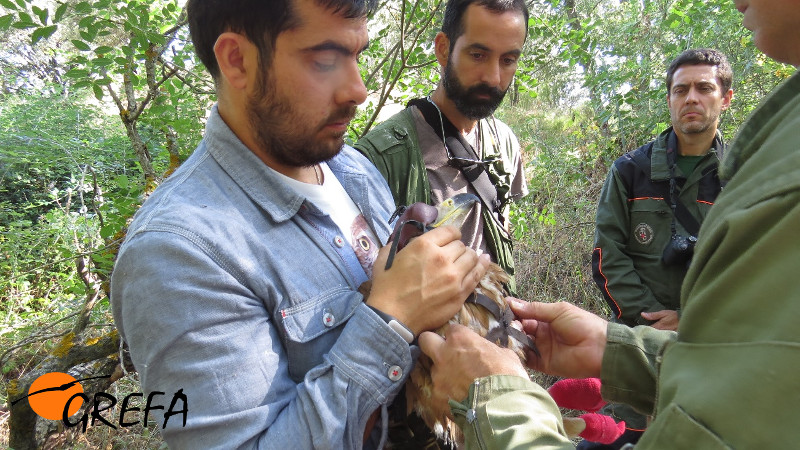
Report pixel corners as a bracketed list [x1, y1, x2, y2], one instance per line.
[549, 378, 625, 444]
[548, 377, 606, 412]
[577, 413, 626, 444]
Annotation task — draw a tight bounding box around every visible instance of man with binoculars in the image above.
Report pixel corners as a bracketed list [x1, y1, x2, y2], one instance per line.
[588, 48, 733, 449]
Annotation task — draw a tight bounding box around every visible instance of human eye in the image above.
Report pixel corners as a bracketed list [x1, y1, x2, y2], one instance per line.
[502, 56, 518, 66]
[470, 52, 486, 61]
[314, 58, 337, 72]
[310, 49, 343, 72]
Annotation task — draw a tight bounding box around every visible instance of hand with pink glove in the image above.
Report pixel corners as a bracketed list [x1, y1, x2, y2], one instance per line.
[548, 378, 625, 444]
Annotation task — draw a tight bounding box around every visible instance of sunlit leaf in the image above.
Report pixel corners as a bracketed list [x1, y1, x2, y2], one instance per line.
[0, 14, 13, 30]
[31, 5, 48, 25]
[71, 39, 91, 51]
[31, 25, 57, 44]
[92, 83, 103, 100]
[54, 3, 69, 23]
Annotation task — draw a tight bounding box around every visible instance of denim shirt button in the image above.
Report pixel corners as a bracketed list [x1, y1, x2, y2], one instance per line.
[322, 312, 336, 328]
[333, 236, 345, 247]
[387, 365, 403, 381]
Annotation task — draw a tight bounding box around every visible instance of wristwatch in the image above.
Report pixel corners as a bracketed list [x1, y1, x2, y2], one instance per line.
[367, 305, 415, 344]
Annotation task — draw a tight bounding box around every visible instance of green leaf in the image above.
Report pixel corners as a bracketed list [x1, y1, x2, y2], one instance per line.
[125, 9, 138, 27]
[92, 57, 113, 67]
[95, 45, 114, 54]
[13, 0, 24, 8]
[147, 32, 166, 45]
[54, 3, 68, 23]
[31, 25, 57, 44]
[99, 223, 116, 239]
[92, 83, 103, 100]
[31, 5, 48, 25]
[17, 11, 32, 23]
[0, 0, 16, 10]
[11, 20, 36, 29]
[74, 1, 92, 14]
[115, 175, 130, 189]
[71, 39, 91, 51]
[64, 68, 89, 78]
[78, 16, 93, 28]
[0, 14, 13, 30]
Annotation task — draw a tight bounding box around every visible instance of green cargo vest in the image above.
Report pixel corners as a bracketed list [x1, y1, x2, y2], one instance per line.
[354, 108, 518, 294]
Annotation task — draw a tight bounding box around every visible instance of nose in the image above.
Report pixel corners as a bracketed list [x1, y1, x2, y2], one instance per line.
[685, 86, 700, 104]
[337, 60, 368, 106]
[480, 60, 502, 88]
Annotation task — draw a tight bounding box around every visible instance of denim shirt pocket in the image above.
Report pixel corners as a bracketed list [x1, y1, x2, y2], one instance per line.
[279, 287, 363, 381]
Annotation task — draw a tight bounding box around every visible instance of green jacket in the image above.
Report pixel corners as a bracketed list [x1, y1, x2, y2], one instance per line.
[453, 70, 800, 449]
[592, 128, 724, 430]
[354, 107, 523, 293]
[592, 127, 724, 327]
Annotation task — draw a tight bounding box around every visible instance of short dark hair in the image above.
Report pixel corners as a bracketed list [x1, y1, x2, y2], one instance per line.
[187, 0, 377, 80]
[666, 48, 733, 94]
[441, 0, 529, 48]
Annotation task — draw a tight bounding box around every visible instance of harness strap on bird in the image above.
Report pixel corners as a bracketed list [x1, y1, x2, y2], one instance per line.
[465, 292, 541, 358]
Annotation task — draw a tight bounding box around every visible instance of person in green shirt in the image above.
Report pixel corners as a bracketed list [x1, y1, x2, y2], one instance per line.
[589, 48, 734, 447]
[354, 0, 529, 295]
[418, 0, 800, 448]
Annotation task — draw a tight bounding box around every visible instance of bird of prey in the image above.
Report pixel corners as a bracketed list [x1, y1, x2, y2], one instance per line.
[385, 193, 537, 448]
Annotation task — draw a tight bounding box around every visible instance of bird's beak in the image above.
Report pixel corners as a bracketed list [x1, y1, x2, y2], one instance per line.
[431, 193, 480, 228]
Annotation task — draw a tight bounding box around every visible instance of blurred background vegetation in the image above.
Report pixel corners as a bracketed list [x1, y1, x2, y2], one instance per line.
[0, 0, 793, 447]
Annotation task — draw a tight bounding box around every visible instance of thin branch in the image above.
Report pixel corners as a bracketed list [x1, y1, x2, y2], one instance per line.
[0, 330, 72, 368]
[106, 83, 125, 113]
[0, 238, 125, 284]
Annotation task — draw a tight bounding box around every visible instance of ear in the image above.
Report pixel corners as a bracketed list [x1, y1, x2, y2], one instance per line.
[434, 32, 451, 68]
[720, 88, 733, 111]
[214, 32, 255, 91]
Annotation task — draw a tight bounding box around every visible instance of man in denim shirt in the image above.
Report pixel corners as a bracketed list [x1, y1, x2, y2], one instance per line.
[110, 0, 490, 448]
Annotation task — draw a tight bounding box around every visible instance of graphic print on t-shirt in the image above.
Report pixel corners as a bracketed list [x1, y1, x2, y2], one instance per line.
[351, 214, 378, 278]
[267, 161, 381, 283]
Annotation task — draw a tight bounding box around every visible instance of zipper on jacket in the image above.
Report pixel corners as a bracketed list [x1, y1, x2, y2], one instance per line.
[468, 379, 488, 450]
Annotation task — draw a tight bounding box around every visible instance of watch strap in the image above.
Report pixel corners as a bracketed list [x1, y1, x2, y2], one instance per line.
[367, 305, 415, 344]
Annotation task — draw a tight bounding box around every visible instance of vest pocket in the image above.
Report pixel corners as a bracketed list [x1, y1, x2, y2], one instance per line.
[628, 199, 671, 255]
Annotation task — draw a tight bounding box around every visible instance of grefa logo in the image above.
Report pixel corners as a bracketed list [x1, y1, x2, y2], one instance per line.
[11, 371, 188, 432]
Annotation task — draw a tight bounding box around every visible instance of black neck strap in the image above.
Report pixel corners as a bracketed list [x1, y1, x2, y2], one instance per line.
[407, 98, 506, 227]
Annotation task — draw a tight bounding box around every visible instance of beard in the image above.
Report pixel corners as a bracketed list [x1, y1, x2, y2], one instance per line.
[674, 108, 720, 135]
[246, 69, 356, 167]
[442, 62, 508, 120]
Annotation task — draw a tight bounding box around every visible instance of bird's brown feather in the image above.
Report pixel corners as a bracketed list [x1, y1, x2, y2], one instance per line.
[406, 262, 528, 447]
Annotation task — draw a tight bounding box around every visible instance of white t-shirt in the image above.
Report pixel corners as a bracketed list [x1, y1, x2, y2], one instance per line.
[270, 162, 380, 277]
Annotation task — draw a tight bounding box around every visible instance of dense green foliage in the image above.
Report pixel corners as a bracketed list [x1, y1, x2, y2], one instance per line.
[0, 0, 795, 446]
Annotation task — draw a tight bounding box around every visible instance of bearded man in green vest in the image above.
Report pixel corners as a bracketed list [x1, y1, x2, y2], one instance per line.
[355, 0, 529, 294]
